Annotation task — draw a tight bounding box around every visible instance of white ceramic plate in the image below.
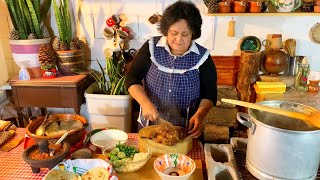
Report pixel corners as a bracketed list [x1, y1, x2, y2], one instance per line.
[90, 129, 128, 149]
[43, 159, 118, 180]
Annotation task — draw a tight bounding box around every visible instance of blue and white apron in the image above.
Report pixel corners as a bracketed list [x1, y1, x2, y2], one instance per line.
[138, 36, 209, 129]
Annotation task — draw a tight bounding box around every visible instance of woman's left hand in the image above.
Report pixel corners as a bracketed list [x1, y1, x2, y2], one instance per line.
[188, 115, 204, 138]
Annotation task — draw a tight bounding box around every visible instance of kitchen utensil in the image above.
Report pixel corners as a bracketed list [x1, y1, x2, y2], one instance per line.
[286, 38, 296, 56]
[35, 112, 51, 136]
[50, 132, 68, 156]
[236, 101, 320, 180]
[221, 98, 320, 128]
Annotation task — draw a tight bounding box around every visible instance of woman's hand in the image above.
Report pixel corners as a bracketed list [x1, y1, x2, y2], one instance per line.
[188, 115, 204, 138]
[187, 99, 213, 138]
[142, 102, 159, 121]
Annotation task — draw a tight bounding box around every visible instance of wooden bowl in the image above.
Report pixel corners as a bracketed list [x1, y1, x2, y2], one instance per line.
[22, 142, 70, 173]
[26, 114, 87, 145]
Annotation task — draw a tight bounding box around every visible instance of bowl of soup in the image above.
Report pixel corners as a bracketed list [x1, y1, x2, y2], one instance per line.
[154, 153, 195, 180]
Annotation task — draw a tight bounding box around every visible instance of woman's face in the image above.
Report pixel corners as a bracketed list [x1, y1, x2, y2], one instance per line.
[167, 19, 192, 56]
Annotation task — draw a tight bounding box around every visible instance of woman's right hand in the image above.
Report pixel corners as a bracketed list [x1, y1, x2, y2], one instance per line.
[142, 102, 159, 121]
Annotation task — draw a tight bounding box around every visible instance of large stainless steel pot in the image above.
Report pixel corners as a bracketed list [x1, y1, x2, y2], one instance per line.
[237, 101, 320, 180]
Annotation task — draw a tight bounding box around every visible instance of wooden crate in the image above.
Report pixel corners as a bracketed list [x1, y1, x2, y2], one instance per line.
[212, 56, 240, 85]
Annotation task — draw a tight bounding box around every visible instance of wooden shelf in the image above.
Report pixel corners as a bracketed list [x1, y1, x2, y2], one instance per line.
[207, 12, 320, 16]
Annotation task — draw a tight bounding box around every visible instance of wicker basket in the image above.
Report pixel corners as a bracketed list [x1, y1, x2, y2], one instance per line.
[56, 49, 85, 75]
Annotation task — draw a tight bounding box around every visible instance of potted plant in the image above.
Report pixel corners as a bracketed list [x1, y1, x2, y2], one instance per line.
[84, 49, 132, 132]
[4, 0, 52, 78]
[52, 0, 86, 75]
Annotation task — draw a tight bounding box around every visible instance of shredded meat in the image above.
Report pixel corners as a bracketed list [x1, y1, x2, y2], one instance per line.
[139, 124, 187, 146]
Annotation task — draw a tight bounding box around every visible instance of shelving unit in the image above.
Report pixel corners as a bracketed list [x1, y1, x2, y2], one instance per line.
[207, 12, 320, 16]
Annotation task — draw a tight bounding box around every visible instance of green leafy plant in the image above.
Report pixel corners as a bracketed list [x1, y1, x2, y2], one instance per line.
[52, 0, 72, 46]
[90, 51, 128, 95]
[4, 0, 52, 39]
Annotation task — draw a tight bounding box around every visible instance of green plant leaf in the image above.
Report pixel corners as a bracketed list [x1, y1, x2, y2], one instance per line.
[32, 0, 40, 21]
[26, 0, 41, 38]
[18, 0, 31, 37]
[53, 0, 66, 42]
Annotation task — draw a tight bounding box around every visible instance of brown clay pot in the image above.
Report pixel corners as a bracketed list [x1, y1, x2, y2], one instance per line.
[26, 114, 87, 145]
[263, 49, 289, 74]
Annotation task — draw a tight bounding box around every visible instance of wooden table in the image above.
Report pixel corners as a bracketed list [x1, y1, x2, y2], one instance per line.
[9, 75, 93, 127]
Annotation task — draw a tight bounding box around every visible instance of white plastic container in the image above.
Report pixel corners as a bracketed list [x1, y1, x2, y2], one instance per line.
[85, 82, 132, 132]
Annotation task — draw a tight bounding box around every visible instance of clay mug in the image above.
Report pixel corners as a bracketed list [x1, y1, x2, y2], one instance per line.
[270, 0, 301, 12]
[104, 26, 115, 40]
[262, 34, 283, 49]
[248, 1, 262, 12]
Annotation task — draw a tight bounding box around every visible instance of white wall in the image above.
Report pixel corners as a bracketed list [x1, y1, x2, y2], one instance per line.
[53, 0, 320, 71]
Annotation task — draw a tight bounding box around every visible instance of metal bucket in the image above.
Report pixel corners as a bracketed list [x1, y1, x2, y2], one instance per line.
[237, 101, 320, 180]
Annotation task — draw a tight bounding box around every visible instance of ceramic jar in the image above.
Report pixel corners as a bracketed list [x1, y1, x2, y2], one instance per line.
[233, 1, 247, 12]
[308, 80, 320, 94]
[263, 49, 289, 74]
[249, 1, 262, 12]
[219, 1, 231, 13]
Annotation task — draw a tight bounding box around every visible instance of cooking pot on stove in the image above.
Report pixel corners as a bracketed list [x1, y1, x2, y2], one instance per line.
[237, 101, 320, 180]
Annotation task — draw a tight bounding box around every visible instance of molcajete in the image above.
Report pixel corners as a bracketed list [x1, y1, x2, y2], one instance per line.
[263, 49, 289, 74]
[22, 141, 70, 173]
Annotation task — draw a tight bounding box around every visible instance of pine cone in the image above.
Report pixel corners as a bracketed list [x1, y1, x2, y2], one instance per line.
[38, 44, 56, 66]
[10, 30, 20, 40]
[42, 27, 50, 38]
[69, 41, 78, 50]
[60, 41, 68, 51]
[52, 37, 60, 51]
[72, 37, 86, 49]
[28, 33, 37, 39]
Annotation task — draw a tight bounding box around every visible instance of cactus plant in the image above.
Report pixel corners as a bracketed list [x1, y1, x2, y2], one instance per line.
[4, 0, 52, 39]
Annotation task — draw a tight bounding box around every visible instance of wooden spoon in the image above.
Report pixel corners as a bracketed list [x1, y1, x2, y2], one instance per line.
[221, 98, 320, 128]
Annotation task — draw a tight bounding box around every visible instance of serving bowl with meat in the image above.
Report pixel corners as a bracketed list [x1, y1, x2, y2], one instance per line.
[138, 124, 192, 156]
[26, 114, 87, 145]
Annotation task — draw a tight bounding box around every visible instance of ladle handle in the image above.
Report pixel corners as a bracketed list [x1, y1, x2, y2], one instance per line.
[55, 132, 68, 145]
[221, 98, 309, 121]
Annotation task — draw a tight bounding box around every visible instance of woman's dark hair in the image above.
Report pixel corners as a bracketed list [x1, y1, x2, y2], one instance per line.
[160, 1, 202, 40]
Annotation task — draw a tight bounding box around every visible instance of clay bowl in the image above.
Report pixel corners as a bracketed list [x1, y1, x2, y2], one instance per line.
[26, 114, 87, 145]
[22, 142, 70, 173]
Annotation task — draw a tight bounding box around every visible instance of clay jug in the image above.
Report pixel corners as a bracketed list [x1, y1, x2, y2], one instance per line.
[263, 49, 289, 74]
[270, 0, 302, 12]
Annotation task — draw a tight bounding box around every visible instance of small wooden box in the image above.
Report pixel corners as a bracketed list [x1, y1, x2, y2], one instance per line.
[212, 56, 240, 85]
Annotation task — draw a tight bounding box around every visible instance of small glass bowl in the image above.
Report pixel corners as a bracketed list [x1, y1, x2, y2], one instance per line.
[102, 139, 151, 173]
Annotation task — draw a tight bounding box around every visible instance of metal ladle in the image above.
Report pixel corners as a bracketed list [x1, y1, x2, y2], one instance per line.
[35, 112, 51, 136]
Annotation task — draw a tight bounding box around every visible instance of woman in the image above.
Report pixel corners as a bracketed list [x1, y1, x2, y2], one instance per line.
[125, 1, 217, 138]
